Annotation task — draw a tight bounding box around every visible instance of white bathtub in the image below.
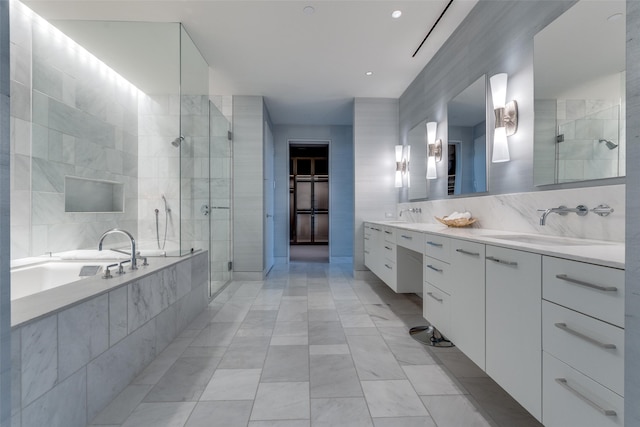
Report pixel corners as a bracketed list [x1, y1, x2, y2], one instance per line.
[11, 260, 115, 300]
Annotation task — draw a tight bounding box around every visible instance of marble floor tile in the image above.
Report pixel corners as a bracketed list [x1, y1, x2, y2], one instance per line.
[372, 416, 437, 427]
[308, 321, 347, 345]
[270, 335, 309, 346]
[90, 384, 152, 425]
[143, 357, 220, 402]
[309, 344, 350, 355]
[378, 327, 438, 366]
[189, 322, 242, 347]
[347, 335, 406, 380]
[402, 365, 467, 396]
[211, 300, 253, 323]
[310, 397, 373, 427]
[272, 321, 308, 337]
[241, 309, 279, 329]
[430, 346, 488, 378]
[248, 420, 310, 427]
[308, 309, 340, 322]
[121, 402, 196, 427]
[217, 336, 270, 369]
[200, 369, 262, 400]
[184, 401, 253, 427]
[250, 382, 310, 421]
[339, 314, 376, 328]
[421, 395, 493, 427]
[361, 380, 429, 418]
[261, 345, 309, 382]
[310, 354, 362, 398]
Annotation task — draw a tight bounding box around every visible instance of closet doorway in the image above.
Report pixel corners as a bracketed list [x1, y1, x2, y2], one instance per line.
[290, 143, 329, 261]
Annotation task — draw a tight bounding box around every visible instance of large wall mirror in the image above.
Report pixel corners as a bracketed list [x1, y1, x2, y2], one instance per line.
[533, 0, 625, 186]
[408, 120, 427, 201]
[447, 75, 487, 196]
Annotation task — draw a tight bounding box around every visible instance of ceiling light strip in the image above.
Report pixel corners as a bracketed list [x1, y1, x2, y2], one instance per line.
[412, 0, 455, 58]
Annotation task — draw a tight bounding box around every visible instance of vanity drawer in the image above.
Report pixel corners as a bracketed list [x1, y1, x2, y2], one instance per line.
[396, 229, 424, 253]
[382, 242, 396, 262]
[381, 260, 396, 291]
[424, 234, 450, 263]
[543, 257, 625, 328]
[543, 352, 623, 427]
[423, 282, 451, 338]
[382, 226, 396, 244]
[543, 301, 624, 396]
[424, 256, 451, 294]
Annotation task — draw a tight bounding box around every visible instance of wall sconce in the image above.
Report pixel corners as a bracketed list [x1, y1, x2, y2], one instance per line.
[395, 145, 410, 188]
[489, 73, 518, 163]
[426, 121, 442, 180]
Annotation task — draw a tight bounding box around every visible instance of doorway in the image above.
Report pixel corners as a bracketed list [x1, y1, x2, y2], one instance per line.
[289, 144, 329, 262]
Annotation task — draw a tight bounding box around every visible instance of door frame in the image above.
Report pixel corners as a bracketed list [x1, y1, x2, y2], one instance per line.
[287, 139, 331, 261]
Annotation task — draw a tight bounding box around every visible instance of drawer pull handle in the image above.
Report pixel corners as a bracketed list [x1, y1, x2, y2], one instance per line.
[427, 292, 443, 303]
[456, 248, 480, 257]
[401, 235, 413, 240]
[384, 230, 392, 234]
[427, 241, 443, 247]
[364, 237, 370, 241]
[486, 256, 518, 267]
[555, 274, 618, 292]
[364, 250, 370, 255]
[555, 378, 617, 416]
[426, 264, 443, 273]
[554, 323, 617, 349]
[385, 246, 392, 250]
[384, 264, 392, 270]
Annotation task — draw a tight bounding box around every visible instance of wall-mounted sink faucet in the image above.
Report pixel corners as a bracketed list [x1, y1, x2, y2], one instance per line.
[537, 205, 588, 226]
[98, 228, 138, 270]
[400, 208, 422, 217]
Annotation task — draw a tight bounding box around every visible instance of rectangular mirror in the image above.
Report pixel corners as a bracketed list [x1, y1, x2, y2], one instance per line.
[408, 120, 427, 201]
[534, 0, 625, 186]
[447, 75, 487, 195]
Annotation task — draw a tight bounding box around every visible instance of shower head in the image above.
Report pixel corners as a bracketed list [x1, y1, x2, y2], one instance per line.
[171, 136, 184, 147]
[161, 194, 171, 213]
[599, 139, 618, 150]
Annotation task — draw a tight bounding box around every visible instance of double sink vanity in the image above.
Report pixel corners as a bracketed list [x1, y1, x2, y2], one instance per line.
[364, 221, 625, 427]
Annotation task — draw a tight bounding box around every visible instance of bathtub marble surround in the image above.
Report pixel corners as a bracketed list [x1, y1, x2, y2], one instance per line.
[10, 251, 209, 427]
[399, 184, 625, 243]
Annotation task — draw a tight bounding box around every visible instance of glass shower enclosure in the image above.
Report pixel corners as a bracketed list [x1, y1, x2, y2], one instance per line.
[19, 14, 232, 296]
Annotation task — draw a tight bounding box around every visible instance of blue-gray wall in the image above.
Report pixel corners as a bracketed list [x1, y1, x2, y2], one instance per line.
[272, 124, 354, 262]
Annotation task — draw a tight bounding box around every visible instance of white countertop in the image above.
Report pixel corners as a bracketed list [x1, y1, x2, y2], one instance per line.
[366, 221, 625, 269]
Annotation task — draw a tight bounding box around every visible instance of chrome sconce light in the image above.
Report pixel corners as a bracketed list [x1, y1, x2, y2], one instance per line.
[489, 73, 518, 163]
[395, 145, 410, 188]
[426, 121, 442, 180]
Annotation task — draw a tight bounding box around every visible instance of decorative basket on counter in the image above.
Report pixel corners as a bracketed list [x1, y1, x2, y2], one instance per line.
[435, 216, 477, 227]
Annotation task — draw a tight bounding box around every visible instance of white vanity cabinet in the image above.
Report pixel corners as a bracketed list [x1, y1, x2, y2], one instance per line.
[449, 239, 486, 369]
[485, 245, 542, 421]
[423, 233, 452, 337]
[541, 256, 625, 427]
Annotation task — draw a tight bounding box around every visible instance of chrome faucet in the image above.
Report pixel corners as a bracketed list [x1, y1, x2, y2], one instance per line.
[400, 208, 422, 217]
[98, 228, 137, 270]
[537, 205, 588, 226]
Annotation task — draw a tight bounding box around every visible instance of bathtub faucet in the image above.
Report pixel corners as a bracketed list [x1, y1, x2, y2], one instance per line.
[98, 228, 138, 270]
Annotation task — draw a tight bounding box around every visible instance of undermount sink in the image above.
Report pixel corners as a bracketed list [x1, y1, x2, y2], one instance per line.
[483, 234, 610, 247]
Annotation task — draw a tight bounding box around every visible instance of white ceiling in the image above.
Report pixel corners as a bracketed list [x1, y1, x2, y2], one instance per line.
[24, 0, 478, 125]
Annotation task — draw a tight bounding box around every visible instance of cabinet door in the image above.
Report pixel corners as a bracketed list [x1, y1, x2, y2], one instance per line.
[486, 245, 542, 421]
[450, 239, 486, 369]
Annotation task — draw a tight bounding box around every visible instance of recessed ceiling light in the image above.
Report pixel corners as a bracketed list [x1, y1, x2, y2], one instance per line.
[303, 6, 315, 15]
[391, 10, 402, 19]
[607, 13, 623, 22]
[365, 71, 373, 76]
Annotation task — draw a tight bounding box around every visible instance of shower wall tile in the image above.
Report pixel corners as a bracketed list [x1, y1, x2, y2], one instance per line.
[11, 331, 21, 418]
[58, 294, 109, 381]
[9, 80, 30, 121]
[21, 316, 58, 406]
[12, 117, 30, 156]
[32, 59, 62, 101]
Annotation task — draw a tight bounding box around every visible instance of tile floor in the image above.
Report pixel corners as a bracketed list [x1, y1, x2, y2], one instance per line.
[89, 261, 542, 427]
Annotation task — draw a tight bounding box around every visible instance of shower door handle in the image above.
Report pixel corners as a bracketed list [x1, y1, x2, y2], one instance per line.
[200, 204, 210, 216]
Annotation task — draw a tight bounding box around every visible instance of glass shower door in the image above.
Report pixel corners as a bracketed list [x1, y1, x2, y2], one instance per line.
[209, 101, 232, 295]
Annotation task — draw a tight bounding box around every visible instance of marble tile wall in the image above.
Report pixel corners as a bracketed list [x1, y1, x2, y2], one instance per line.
[9, 1, 140, 259]
[398, 184, 625, 243]
[1, 0, 11, 425]
[10, 251, 209, 427]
